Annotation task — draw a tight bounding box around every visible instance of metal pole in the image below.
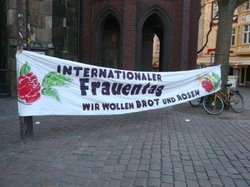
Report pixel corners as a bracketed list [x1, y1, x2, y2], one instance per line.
[17, 0, 33, 139]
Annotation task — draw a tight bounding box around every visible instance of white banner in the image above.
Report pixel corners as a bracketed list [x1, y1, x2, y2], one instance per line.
[16, 51, 221, 116]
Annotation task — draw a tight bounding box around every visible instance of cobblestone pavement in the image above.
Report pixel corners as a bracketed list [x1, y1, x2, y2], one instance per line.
[0, 88, 250, 187]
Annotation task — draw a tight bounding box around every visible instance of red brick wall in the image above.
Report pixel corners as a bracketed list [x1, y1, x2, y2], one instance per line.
[123, 0, 136, 70]
[80, 0, 201, 71]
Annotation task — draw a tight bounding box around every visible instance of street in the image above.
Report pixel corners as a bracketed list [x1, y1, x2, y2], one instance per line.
[0, 88, 250, 187]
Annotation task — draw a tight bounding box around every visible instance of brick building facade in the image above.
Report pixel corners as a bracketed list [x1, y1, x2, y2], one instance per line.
[0, 0, 201, 97]
[80, 0, 201, 71]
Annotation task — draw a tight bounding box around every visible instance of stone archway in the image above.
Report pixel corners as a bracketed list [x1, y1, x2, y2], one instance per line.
[141, 14, 164, 71]
[137, 7, 172, 72]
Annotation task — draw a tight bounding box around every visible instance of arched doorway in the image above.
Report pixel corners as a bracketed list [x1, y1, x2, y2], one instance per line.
[136, 8, 171, 72]
[141, 13, 164, 71]
[100, 14, 121, 68]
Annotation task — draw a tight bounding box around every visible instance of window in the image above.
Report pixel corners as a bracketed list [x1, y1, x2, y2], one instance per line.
[231, 28, 235, 46]
[243, 25, 250, 44]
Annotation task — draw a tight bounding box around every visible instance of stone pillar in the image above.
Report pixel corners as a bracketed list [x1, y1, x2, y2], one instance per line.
[123, 0, 136, 70]
[187, 0, 200, 70]
[141, 31, 154, 71]
[181, 0, 200, 70]
[79, 0, 92, 63]
[180, 0, 190, 70]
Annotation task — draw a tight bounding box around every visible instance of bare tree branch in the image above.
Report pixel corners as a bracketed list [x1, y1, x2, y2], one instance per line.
[197, 21, 213, 54]
[197, 0, 218, 54]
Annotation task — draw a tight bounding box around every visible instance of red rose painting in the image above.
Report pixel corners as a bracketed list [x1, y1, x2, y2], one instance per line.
[202, 80, 213, 92]
[18, 72, 41, 103]
[198, 72, 221, 93]
[17, 62, 71, 104]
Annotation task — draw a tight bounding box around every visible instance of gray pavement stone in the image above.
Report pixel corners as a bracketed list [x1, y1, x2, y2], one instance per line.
[198, 179, 212, 187]
[123, 170, 136, 178]
[220, 176, 237, 186]
[234, 179, 250, 187]
[187, 180, 200, 187]
[134, 178, 147, 186]
[0, 88, 250, 186]
[161, 183, 173, 187]
[161, 174, 173, 184]
[242, 172, 250, 180]
[247, 180, 250, 186]
[120, 177, 134, 187]
[210, 177, 223, 186]
[148, 177, 161, 187]
[136, 171, 148, 178]
[174, 180, 187, 187]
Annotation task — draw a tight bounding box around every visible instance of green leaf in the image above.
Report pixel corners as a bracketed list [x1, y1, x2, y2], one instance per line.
[210, 73, 221, 92]
[42, 72, 71, 88]
[20, 62, 31, 75]
[42, 87, 60, 101]
[212, 72, 220, 83]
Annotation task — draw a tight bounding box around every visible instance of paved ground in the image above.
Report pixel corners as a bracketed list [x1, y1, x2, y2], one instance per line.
[0, 88, 250, 187]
